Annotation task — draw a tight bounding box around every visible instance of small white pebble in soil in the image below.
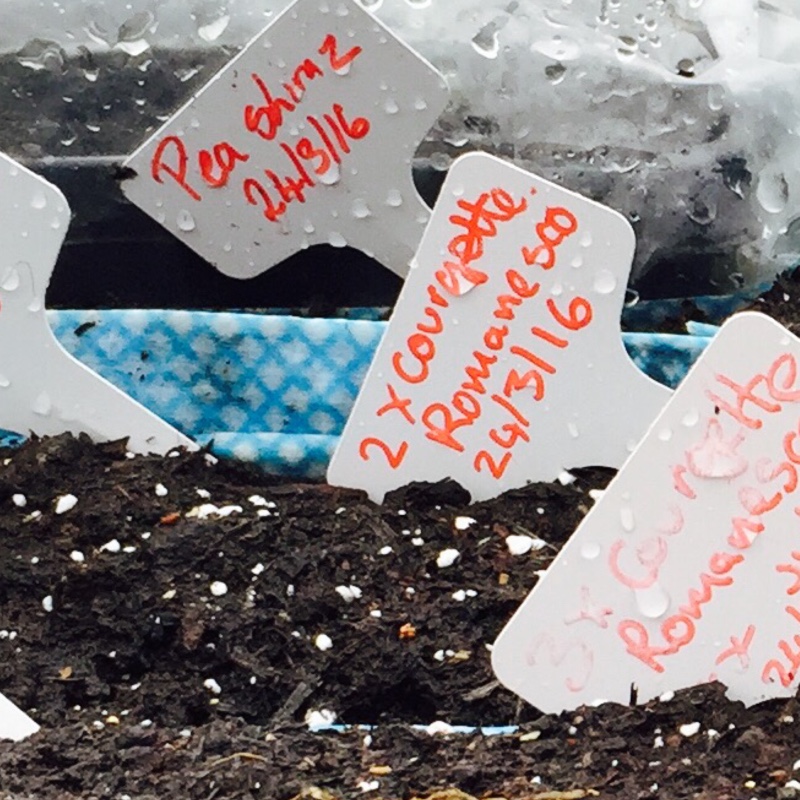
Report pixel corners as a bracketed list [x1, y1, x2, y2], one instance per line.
[425, 720, 455, 736]
[287, 584, 295, 597]
[557, 470, 576, 486]
[794, 759, 800, 772]
[248, 494, 268, 506]
[155, 483, 168, 497]
[453, 516, 476, 531]
[123, 546, 136, 554]
[369, 609, 382, 618]
[436, 548, 460, 568]
[315, 633, 333, 651]
[659, 690, 675, 702]
[506, 535, 535, 556]
[251, 563, 265, 576]
[785, 779, 800, 791]
[679, 721, 701, 737]
[378, 546, 393, 556]
[162, 589, 177, 600]
[357, 780, 380, 793]
[203, 678, 222, 695]
[434, 650, 445, 662]
[411, 537, 424, 546]
[196, 488, 211, 499]
[405, 587, 415, 596]
[653, 736, 664, 748]
[42, 595, 53, 612]
[140, 719, 153, 728]
[70, 550, 85, 563]
[12, 494, 26, 508]
[209, 581, 228, 597]
[744, 780, 756, 790]
[305, 708, 336, 730]
[335, 585, 362, 603]
[30, 556, 39, 564]
[54, 494, 78, 515]
[99, 539, 121, 553]
[588, 489, 606, 502]
[452, 590, 467, 602]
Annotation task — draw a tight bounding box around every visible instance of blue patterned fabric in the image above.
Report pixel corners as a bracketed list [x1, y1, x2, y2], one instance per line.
[37, 309, 715, 475]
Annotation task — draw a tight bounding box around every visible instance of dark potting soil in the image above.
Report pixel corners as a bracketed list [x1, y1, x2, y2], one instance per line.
[6, 273, 800, 799]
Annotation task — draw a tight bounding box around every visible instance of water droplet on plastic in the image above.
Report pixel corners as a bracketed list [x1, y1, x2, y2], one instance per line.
[32, 391, 52, 417]
[2, 268, 20, 292]
[571, 255, 583, 269]
[31, 192, 47, 210]
[756, 169, 789, 214]
[551, 282, 564, 296]
[384, 97, 399, 115]
[616, 35, 638, 61]
[404, 0, 432, 7]
[223, 242, 232, 253]
[177, 210, 196, 233]
[624, 288, 639, 307]
[593, 269, 617, 294]
[545, 63, 567, 84]
[28, 297, 42, 313]
[16, 39, 65, 73]
[303, 221, 315, 234]
[581, 541, 601, 560]
[414, 97, 428, 111]
[581, 231, 593, 247]
[352, 199, 371, 219]
[0, 374, 10, 389]
[319, 163, 341, 186]
[658, 427, 673, 442]
[329, 231, 347, 248]
[386, 189, 403, 207]
[472, 28, 500, 59]
[682, 408, 700, 427]
[620, 506, 635, 532]
[568, 422, 579, 438]
[360, 0, 384, 8]
[635, 585, 670, 619]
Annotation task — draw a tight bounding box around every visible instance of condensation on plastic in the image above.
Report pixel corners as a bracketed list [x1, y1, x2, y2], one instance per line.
[3, 1, 800, 290]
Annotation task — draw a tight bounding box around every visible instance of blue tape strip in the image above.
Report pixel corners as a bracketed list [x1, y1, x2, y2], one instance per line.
[30, 309, 715, 476]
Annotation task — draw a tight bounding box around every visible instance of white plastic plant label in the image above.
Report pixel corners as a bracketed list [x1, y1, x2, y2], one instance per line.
[328, 152, 671, 502]
[492, 312, 800, 712]
[0, 153, 195, 454]
[121, 0, 448, 279]
[0, 692, 38, 741]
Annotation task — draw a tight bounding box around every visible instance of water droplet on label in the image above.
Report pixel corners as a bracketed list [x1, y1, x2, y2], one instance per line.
[404, 0, 432, 7]
[593, 270, 617, 294]
[223, 242, 232, 253]
[319, 163, 341, 186]
[386, 189, 403, 207]
[352, 199, 371, 219]
[568, 422, 579, 438]
[329, 231, 347, 248]
[32, 391, 52, 417]
[571, 255, 583, 269]
[551, 282, 564, 296]
[177, 210, 196, 233]
[658, 427, 673, 442]
[384, 97, 399, 115]
[28, 297, 42, 313]
[360, 0, 383, 8]
[198, 15, 231, 43]
[0, 374, 10, 388]
[581, 541, 601, 560]
[414, 97, 428, 111]
[2, 268, 20, 292]
[31, 192, 46, 210]
[635, 585, 670, 619]
[682, 408, 700, 427]
[581, 232, 593, 247]
[303, 221, 315, 234]
[620, 506, 635, 532]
